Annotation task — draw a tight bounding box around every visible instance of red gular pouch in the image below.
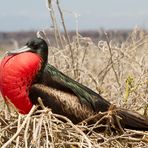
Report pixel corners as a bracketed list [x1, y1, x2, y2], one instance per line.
[0, 52, 42, 114]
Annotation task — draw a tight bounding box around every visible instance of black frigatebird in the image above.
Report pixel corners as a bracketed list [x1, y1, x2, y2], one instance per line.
[0, 38, 147, 131]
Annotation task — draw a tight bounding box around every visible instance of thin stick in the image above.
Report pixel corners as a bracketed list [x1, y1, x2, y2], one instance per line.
[43, 121, 49, 148]
[56, 0, 74, 66]
[38, 97, 46, 109]
[24, 117, 31, 148]
[15, 114, 21, 148]
[46, 0, 59, 48]
[105, 32, 121, 87]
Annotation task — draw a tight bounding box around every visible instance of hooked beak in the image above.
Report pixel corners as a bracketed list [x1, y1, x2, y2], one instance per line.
[6, 46, 32, 55]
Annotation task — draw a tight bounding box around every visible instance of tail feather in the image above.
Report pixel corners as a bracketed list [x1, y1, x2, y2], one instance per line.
[117, 108, 148, 131]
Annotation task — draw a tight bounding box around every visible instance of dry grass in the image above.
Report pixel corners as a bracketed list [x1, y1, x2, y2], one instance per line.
[0, 0, 148, 147]
[0, 27, 148, 147]
[0, 104, 148, 148]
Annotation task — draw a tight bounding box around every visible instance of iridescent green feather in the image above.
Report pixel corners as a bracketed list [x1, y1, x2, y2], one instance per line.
[44, 64, 110, 112]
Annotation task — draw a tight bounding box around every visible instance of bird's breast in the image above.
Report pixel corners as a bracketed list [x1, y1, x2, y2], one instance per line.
[0, 52, 42, 114]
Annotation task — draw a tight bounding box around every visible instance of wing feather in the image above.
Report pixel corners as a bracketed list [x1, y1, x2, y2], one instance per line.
[41, 64, 110, 112]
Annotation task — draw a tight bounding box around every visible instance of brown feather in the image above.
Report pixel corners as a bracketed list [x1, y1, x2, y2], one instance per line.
[29, 84, 94, 123]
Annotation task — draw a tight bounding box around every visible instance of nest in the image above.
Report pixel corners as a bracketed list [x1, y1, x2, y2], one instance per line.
[0, 103, 148, 148]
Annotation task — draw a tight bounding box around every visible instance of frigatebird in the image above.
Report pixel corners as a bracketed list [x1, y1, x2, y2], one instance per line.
[0, 38, 148, 131]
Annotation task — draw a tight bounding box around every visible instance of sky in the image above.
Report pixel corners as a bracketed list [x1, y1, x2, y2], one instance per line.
[0, 0, 148, 32]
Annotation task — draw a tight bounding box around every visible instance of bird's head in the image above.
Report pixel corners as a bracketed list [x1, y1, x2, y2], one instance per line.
[7, 37, 48, 63]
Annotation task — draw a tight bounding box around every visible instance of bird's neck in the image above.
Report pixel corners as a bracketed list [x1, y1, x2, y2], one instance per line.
[33, 49, 48, 83]
[34, 59, 47, 83]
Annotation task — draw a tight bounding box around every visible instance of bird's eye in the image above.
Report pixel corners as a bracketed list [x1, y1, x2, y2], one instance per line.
[32, 44, 38, 49]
